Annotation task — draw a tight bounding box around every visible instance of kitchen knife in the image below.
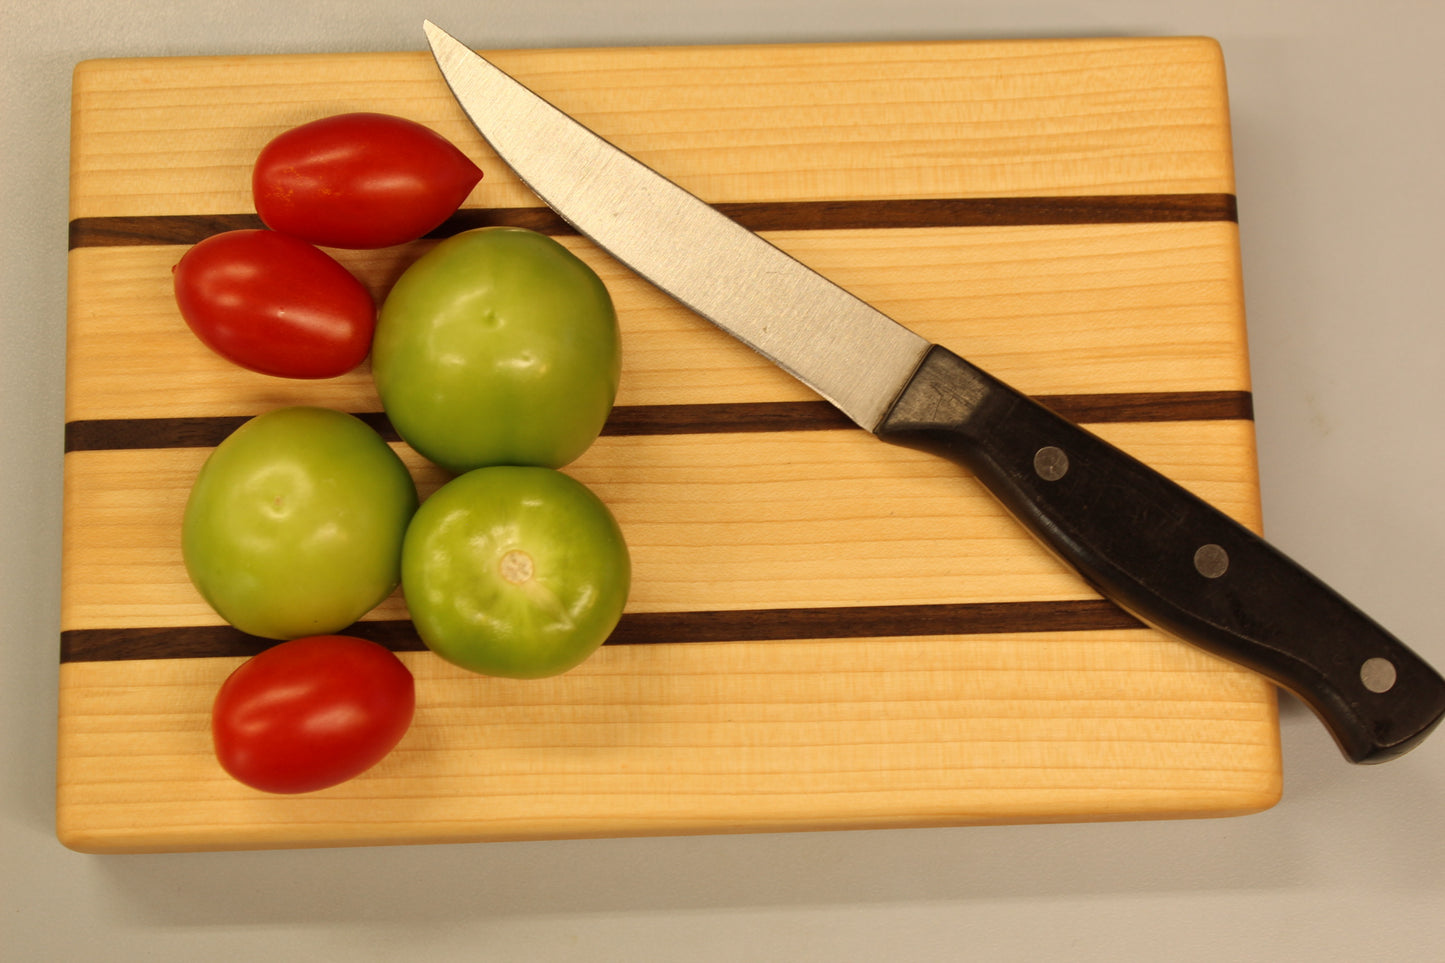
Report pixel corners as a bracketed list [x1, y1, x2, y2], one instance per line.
[423, 21, 1445, 763]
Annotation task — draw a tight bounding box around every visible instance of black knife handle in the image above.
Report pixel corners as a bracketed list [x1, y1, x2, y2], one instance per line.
[876, 344, 1445, 763]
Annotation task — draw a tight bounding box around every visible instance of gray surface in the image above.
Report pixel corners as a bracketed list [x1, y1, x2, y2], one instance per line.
[4, 1, 1442, 960]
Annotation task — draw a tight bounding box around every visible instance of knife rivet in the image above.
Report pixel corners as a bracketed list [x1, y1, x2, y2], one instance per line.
[1360, 657, 1397, 693]
[1194, 543, 1229, 578]
[1034, 446, 1069, 481]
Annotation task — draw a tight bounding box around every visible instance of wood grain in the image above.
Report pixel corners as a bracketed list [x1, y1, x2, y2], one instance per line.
[64, 221, 1252, 422]
[66, 39, 1236, 220]
[60, 38, 1280, 853]
[57, 637, 1277, 853]
[61, 420, 1264, 632]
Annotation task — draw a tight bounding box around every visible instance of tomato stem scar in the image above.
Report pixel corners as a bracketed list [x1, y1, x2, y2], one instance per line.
[499, 549, 535, 584]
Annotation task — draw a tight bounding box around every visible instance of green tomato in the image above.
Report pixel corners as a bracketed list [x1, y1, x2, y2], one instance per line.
[402, 466, 630, 678]
[182, 407, 419, 640]
[372, 226, 621, 473]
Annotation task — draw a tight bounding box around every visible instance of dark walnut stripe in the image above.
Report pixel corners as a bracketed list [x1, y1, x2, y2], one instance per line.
[59, 599, 1143, 663]
[67, 194, 1237, 249]
[63, 392, 1251, 453]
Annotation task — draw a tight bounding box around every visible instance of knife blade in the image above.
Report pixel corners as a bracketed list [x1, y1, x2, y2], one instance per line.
[423, 20, 1445, 763]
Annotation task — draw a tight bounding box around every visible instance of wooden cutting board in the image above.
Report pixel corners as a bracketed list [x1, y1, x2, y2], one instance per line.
[59, 36, 1281, 854]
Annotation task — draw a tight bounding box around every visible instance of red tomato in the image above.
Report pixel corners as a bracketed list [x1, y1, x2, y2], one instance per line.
[212, 635, 415, 794]
[173, 230, 375, 379]
[252, 112, 483, 249]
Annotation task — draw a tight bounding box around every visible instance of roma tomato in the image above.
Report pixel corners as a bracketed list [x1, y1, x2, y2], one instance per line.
[173, 229, 375, 379]
[212, 635, 415, 794]
[253, 112, 482, 249]
[402, 466, 630, 679]
[373, 227, 621, 473]
[183, 407, 419, 640]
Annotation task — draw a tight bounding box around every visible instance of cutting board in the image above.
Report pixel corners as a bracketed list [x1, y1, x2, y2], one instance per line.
[60, 36, 1280, 854]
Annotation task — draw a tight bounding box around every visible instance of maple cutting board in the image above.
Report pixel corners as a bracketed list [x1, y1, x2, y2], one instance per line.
[60, 36, 1280, 854]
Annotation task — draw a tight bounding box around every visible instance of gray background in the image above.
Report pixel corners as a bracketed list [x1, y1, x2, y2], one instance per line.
[5, 1, 1443, 959]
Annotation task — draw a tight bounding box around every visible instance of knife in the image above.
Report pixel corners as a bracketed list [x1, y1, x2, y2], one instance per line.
[423, 21, 1445, 763]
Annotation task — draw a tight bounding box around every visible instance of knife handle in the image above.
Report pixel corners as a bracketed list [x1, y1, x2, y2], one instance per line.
[876, 344, 1445, 763]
